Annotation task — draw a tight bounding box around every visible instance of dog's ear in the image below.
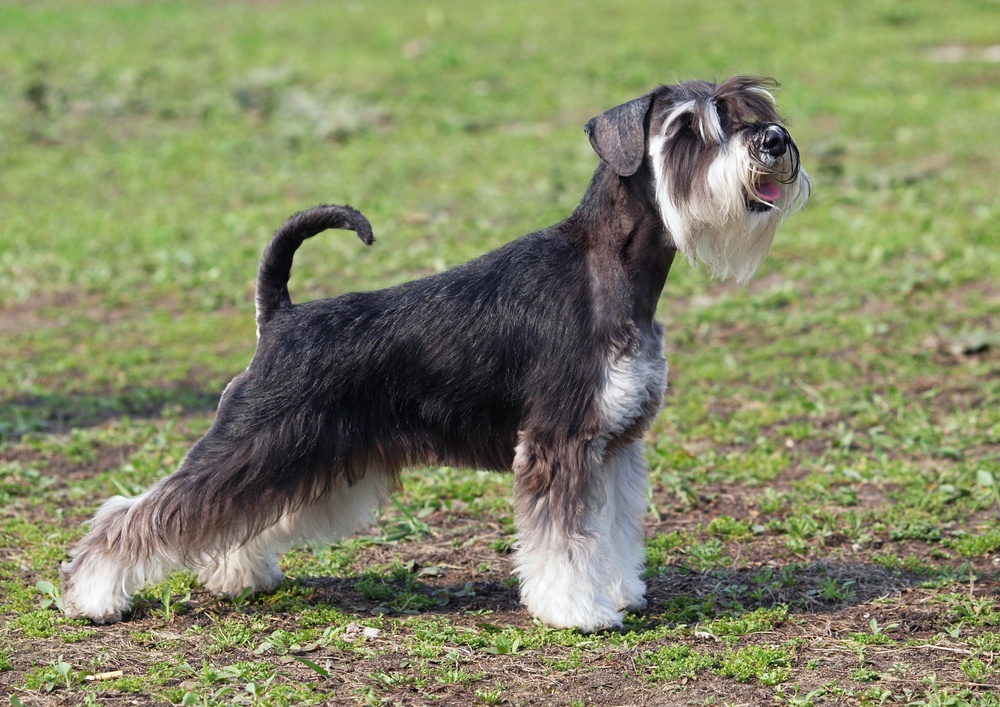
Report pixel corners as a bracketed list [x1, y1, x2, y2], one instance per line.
[584, 93, 654, 177]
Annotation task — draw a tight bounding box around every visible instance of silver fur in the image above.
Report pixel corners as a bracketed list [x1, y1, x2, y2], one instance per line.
[61, 77, 810, 631]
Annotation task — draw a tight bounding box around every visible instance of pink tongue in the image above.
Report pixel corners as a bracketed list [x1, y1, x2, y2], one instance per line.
[756, 181, 781, 202]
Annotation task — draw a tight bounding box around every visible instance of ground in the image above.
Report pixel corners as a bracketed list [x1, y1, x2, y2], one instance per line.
[2, 1, 999, 705]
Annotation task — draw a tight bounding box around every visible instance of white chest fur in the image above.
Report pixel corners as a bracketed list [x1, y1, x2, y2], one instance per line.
[599, 329, 667, 439]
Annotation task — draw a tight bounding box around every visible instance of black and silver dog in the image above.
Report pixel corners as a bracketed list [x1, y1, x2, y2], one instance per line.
[61, 76, 810, 632]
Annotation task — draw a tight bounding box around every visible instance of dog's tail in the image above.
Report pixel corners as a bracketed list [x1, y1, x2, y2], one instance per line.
[255, 204, 374, 331]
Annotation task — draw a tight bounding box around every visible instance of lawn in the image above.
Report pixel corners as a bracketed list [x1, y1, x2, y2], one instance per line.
[1, 0, 999, 705]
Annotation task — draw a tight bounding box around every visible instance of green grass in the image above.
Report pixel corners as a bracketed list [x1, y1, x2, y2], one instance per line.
[2, 0, 1000, 704]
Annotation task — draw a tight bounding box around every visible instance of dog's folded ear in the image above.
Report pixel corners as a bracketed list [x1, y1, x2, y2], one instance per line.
[584, 93, 654, 177]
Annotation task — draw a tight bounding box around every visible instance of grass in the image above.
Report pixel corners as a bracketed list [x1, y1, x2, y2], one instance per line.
[2, 0, 999, 704]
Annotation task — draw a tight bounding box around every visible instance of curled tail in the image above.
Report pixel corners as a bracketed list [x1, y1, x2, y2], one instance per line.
[255, 204, 374, 331]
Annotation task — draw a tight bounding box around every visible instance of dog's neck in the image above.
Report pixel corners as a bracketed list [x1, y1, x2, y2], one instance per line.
[569, 162, 676, 330]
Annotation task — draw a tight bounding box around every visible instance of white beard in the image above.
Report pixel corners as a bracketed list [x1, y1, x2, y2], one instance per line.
[649, 133, 811, 284]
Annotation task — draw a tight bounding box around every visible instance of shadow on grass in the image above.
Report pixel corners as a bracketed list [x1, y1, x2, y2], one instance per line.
[0, 386, 220, 441]
[239, 558, 977, 634]
[636, 560, 970, 628]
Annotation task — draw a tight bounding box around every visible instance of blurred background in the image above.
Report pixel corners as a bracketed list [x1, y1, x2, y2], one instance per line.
[2, 1, 998, 418]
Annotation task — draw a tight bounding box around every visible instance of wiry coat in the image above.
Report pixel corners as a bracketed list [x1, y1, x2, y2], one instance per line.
[61, 76, 810, 631]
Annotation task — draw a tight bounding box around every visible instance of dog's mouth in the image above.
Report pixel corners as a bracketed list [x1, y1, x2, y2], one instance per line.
[746, 176, 781, 212]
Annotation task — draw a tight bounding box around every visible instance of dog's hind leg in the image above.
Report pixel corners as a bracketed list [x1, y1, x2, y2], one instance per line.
[58, 493, 177, 623]
[196, 471, 392, 597]
[61, 426, 392, 623]
[511, 435, 622, 632]
[58, 417, 302, 622]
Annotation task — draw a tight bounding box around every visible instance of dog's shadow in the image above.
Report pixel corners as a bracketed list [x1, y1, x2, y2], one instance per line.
[240, 558, 960, 635]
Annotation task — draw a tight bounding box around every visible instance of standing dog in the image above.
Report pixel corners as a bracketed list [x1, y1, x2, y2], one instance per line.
[61, 76, 810, 632]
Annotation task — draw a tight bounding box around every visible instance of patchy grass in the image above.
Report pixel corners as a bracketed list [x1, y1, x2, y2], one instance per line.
[2, 0, 999, 705]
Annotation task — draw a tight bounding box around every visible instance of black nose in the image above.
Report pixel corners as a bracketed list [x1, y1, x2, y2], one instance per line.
[760, 125, 789, 157]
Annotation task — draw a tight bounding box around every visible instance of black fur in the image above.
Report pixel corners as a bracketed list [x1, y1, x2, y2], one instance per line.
[179, 159, 672, 547]
[60, 76, 810, 630]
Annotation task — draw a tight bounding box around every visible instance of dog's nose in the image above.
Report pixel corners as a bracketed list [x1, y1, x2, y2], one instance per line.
[761, 125, 789, 157]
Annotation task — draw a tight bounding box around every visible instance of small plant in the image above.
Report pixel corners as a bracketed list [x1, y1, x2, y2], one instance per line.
[774, 685, 827, 706]
[819, 578, 857, 604]
[960, 656, 994, 683]
[35, 581, 64, 612]
[482, 631, 522, 655]
[174, 687, 235, 706]
[636, 644, 717, 682]
[716, 644, 793, 685]
[234, 585, 257, 611]
[379, 495, 432, 542]
[685, 539, 726, 570]
[851, 618, 900, 645]
[244, 674, 276, 707]
[706, 515, 753, 540]
[474, 683, 506, 705]
[976, 469, 1000, 511]
[940, 592, 1000, 628]
[292, 655, 333, 678]
[158, 584, 192, 622]
[858, 686, 893, 705]
[850, 666, 881, 682]
[30, 657, 76, 693]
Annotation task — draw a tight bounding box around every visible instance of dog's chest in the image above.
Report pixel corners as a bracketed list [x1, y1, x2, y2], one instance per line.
[599, 328, 667, 439]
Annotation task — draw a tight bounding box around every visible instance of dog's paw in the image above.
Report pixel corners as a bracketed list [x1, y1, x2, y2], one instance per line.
[608, 576, 647, 613]
[199, 551, 284, 597]
[521, 583, 624, 633]
[60, 560, 132, 624]
[531, 600, 625, 634]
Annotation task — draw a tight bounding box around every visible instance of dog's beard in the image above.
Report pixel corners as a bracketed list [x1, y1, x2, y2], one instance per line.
[649, 127, 811, 285]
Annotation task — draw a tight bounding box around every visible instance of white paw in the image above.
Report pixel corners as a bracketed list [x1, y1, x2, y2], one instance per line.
[516, 555, 624, 632]
[609, 576, 647, 612]
[529, 598, 625, 633]
[199, 552, 283, 597]
[60, 559, 133, 624]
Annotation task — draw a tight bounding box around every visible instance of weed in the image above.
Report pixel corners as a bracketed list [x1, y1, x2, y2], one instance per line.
[947, 528, 1000, 557]
[850, 666, 881, 682]
[716, 644, 793, 685]
[818, 578, 857, 604]
[474, 683, 507, 705]
[644, 529, 692, 577]
[157, 583, 192, 622]
[479, 630, 523, 655]
[23, 657, 75, 692]
[960, 657, 994, 683]
[685, 539, 727, 570]
[637, 644, 717, 682]
[378, 495, 433, 543]
[34, 580, 63, 612]
[203, 617, 261, 654]
[698, 606, 789, 639]
[706, 515, 754, 541]
[850, 618, 900, 645]
[939, 593, 1000, 628]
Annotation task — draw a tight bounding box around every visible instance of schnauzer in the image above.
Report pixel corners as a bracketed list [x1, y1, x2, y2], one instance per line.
[61, 76, 810, 632]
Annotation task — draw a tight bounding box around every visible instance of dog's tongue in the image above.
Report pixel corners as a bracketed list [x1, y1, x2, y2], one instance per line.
[755, 181, 781, 203]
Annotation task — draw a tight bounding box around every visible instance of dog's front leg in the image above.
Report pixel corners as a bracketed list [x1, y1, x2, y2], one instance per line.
[511, 435, 622, 632]
[597, 440, 649, 612]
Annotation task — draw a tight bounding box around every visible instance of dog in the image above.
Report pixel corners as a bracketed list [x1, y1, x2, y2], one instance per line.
[60, 76, 810, 632]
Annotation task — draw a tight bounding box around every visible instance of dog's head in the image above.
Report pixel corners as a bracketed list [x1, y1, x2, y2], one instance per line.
[585, 76, 811, 283]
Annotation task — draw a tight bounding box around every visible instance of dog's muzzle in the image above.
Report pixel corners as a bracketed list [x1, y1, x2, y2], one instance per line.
[759, 124, 790, 158]
[747, 124, 797, 212]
